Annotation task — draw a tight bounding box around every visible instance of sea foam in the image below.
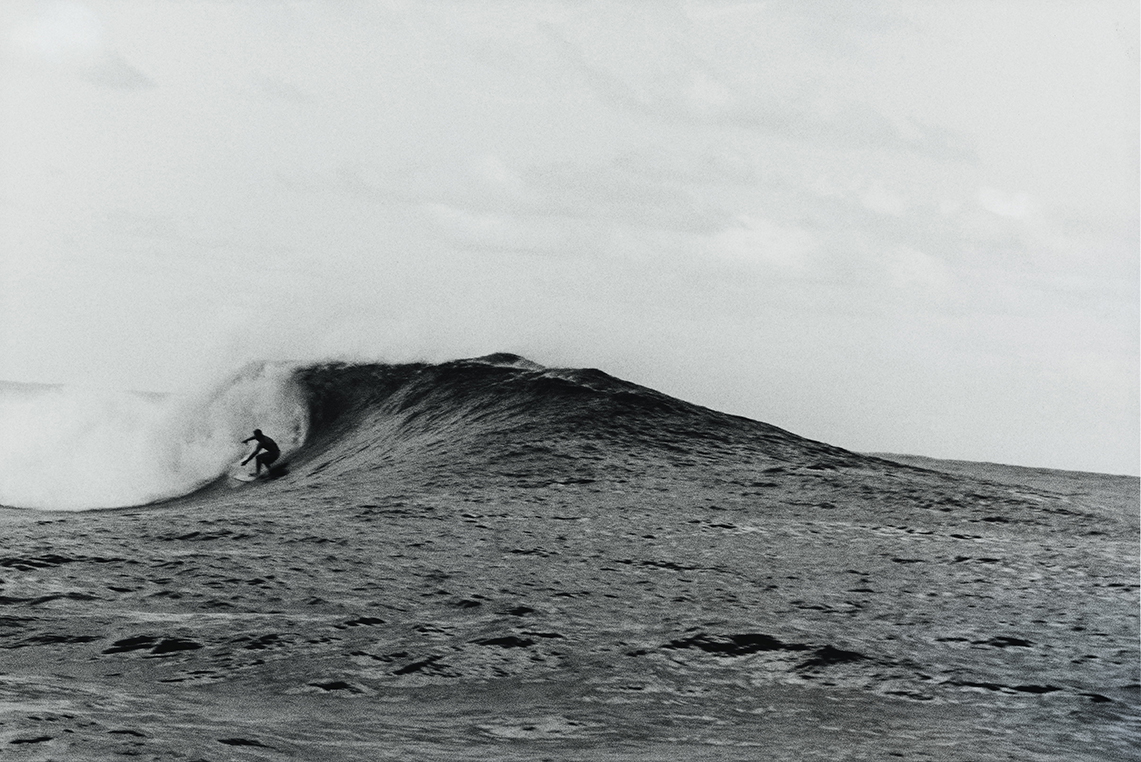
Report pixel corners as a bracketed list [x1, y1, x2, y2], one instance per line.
[0, 363, 307, 511]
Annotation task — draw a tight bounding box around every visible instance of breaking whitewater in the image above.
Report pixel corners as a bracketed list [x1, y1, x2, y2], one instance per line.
[0, 354, 1137, 760]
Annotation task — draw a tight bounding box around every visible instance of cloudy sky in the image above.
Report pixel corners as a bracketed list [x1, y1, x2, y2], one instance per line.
[1, 0, 1137, 475]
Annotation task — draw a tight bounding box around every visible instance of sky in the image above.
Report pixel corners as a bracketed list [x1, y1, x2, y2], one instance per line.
[1, 0, 1137, 475]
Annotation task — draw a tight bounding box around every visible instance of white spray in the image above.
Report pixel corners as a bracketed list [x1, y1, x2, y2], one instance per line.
[0, 363, 308, 511]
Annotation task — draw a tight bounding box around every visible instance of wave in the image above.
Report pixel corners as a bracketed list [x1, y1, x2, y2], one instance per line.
[1, 353, 870, 511]
[289, 353, 870, 488]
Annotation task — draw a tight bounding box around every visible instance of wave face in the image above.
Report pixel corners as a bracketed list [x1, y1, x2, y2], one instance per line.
[0, 364, 307, 510]
[288, 353, 870, 489]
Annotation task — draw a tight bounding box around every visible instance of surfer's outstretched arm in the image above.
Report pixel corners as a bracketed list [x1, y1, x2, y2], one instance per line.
[241, 443, 263, 466]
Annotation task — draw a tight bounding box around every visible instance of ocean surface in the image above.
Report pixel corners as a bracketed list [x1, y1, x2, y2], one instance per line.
[0, 354, 1137, 760]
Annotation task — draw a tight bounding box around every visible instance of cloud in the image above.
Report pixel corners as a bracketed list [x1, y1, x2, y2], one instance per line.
[885, 246, 953, 292]
[977, 187, 1035, 219]
[286, 151, 731, 253]
[705, 215, 819, 273]
[6, 0, 153, 89]
[8, 0, 102, 62]
[424, 204, 578, 256]
[861, 182, 907, 217]
[85, 50, 153, 90]
[614, 145, 758, 186]
[541, 5, 973, 159]
[255, 75, 309, 102]
[521, 161, 727, 234]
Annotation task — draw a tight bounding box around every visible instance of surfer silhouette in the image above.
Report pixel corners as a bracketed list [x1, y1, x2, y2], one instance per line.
[241, 429, 280, 477]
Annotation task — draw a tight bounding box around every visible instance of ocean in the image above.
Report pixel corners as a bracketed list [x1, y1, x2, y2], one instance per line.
[0, 354, 1136, 759]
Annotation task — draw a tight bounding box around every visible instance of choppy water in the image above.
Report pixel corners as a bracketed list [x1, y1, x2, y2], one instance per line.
[0, 355, 1136, 759]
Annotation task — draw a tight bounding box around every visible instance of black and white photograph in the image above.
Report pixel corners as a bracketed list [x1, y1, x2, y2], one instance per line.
[1, 1, 1137, 759]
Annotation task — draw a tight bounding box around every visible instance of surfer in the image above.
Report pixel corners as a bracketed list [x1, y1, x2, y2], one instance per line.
[241, 429, 280, 476]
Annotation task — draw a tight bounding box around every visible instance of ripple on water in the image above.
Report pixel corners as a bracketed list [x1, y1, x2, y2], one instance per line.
[477, 715, 605, 740]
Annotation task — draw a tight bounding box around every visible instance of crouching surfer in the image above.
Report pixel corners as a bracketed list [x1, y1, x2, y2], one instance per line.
[241, 429, 280, 477]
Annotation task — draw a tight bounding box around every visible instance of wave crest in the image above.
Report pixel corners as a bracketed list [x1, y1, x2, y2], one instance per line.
[0, 363, 307, 510]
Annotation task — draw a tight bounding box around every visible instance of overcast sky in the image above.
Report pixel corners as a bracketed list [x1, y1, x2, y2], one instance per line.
[2, 0, 1137, 475]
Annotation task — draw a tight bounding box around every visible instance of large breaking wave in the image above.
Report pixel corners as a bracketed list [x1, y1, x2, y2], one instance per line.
[0, 364, 307, 510]
[289, 353, 868, 491]
[1, 353, 868, 511]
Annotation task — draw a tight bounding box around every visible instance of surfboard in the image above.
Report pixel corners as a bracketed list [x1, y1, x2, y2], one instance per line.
[230, 462, 290, 483]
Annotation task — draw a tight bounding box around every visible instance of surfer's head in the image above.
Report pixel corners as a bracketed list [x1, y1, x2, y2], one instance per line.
[253, 429, 262, 437]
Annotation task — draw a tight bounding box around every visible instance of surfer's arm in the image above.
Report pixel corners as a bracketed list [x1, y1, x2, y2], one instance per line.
[240, 443, 263, 464]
